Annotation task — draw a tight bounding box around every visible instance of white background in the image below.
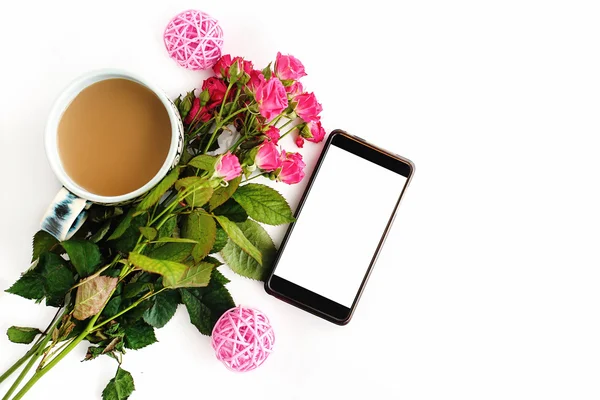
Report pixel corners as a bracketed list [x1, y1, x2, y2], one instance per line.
[0, 0, 599, 399]
[275, 145, 408, 308]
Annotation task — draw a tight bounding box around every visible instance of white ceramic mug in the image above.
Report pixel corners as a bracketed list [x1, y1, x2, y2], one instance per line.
[41, 69, 184, 241]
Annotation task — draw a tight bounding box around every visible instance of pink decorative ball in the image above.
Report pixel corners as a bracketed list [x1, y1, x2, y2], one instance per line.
[211, 306, 275, 372]
[163, 10, 224, 70]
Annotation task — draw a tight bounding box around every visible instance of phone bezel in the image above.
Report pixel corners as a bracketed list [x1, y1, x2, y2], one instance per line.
[264, 129, 414, 325]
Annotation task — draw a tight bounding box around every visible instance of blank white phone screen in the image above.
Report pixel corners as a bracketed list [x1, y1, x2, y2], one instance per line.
[274, 145, 408, 308]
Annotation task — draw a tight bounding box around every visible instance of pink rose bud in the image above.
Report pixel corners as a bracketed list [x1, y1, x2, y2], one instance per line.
[294, 92, 323, 123]
[275, 52, 307, 81]
[247, 70, 266, 94]
[304, 120, 326, 143]
[215, 152, 242, 181]
[212, 55, 234, 78]
[278, 151, 306, 185]
[255, 141, 282, 172]
[295, 136, 305, 148]
[255, 78, 289, 122]
[286, 81, 304, 98]
[264, 126, 280, 144]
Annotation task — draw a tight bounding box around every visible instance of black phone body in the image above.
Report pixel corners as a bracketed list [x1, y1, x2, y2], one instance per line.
[265, 130, 414, 325]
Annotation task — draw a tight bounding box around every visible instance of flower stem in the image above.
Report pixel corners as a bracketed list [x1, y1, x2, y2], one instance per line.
[279, 124, 298, 140]
[0, 342, 42, 385]
[243, 172, 268, 182]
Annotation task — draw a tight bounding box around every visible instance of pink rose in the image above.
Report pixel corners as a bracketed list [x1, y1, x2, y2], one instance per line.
[184, 98, 211, 124]
[295, 136, 304, 148]
[215, 152, 242, 181]
[278, 151, 306, 185]
[255, 141, 282, 171]
[304, 120, 326, 143]
[212, 55, 233, 78]
[294, 92, 322, 123]
[286, 81, 304, 98]
[247, 70, 266, 93]
[255, 78, 288, 122]
[275, 52, 307, 81]
[264, 126, 280, 144]
[202, 77, 228, 110]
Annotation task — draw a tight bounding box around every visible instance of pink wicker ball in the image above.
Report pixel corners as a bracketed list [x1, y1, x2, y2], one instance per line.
[163, 10, 224, 70]
[211, 306, 275, 372]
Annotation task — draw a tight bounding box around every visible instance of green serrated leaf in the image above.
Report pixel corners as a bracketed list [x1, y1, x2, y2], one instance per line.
[107, 209, 134, 240]
[110, 214, 147, 254]
[123, 321, 157, 350]
[181, 211, 216, 262]
[209, 176, 241, 211]
[203, 256, 223, 267]
[129, 253, 187, 283]
[139, 227, 157, 241]
[212, 198, 248, 223]
[32, 230, 58, 262]
[188, 154, 217, 172]
[210, 227, 228, 254]
[232, 183, 295, 225]
[202, 285, 235, 324]
[61, 240, 102, 277]
[147, 242, 194, 262]
[102, 295, 122, 318]
[39, 253, 75, 307]
[214, 216, 262, 265]
[5, 271, 45, 300]
[174, 176, 207, 191]
[210, 268, 230, 285]
[220, 220, 276, 281]
[156, 215, 177, 239]
[6, 326, 41, 344]
[123, 282, 154, 299]
[90, 221, 111, 243]
[180, 289, 212, 335]
[143, 290, 179, 328]
[73, 276, 118, 320]
[136, 167, 179, 212]
[102, 367, 135, 400]
[166, 262, 213, 289]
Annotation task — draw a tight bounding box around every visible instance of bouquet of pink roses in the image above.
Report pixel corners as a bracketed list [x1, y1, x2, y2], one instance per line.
[1, 52, 324, 400]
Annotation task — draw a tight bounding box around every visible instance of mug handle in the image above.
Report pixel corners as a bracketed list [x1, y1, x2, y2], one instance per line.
[41, 188, 92, 241]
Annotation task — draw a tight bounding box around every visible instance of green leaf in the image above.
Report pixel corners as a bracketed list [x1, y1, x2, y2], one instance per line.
[136, 167, 179, 212]
[174, 176, 207, 191]
[214, 216, 262, 265]
[107, 209, 134, 240]
[188, 154, 217, 172]
[123, 321, 157, 350]
[123, 282, 154, 299]
[61, 240, 102, 277]
[102, 367, 135, 400]
[220, 220, 276, 281]
[102, 295, 122, 318]
[128, 253, 212, 289]
[152, 237, 198, 244]
[6, 326, 41, 344]
[181, 211, 216, 262]
[180, 289, 212, 335]
[39, 253, 75, 307]
[5, 271, 45, 300]
[147, 242, 194, 262]
[129, 253, 187, 284]
[89, 206, 124, 223]
[209, 176, 241, 211]
[203, 256, 223, 267]
[32, 230, 58, 261]
[202, 285, 235, 323]
[232, 183, 295, 225]
[166, 262, 213, 289]
[212, 198, 248, 223]
[210, 268, 230, 285]
[156, 215, 177, 239]
[90, 221, 111, 243]
[139, 227, 157, 241]
[143, 290, 179, 328]
[210, 227, 228, 254]
[73, 276, 118, 320]
[110, 214, 147, 254]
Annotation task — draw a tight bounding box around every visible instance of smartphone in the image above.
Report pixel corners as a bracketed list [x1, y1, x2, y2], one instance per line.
[265, 129, 414, 325]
